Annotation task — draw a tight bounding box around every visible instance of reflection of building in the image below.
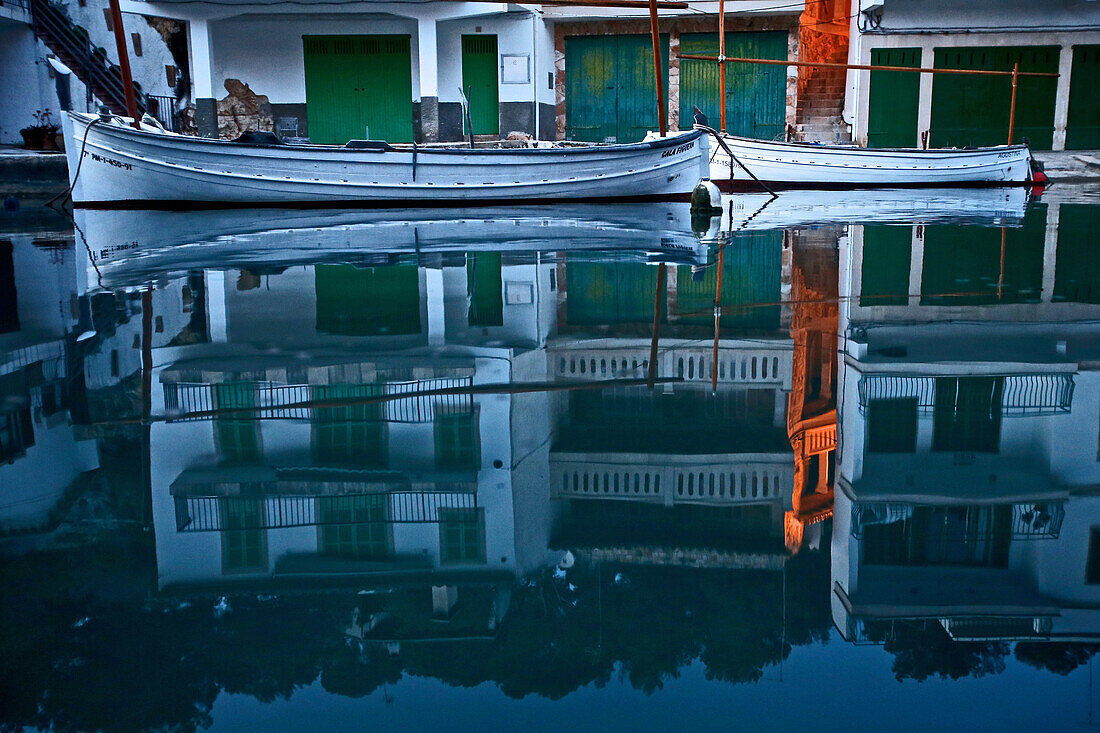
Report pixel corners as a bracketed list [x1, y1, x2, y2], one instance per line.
[150, 255, 559, 608]
[833, 205, 1100, 645]
[0, 233, 97, 531]
[785, 228, 839, 552]
[547, 232, 800, 567]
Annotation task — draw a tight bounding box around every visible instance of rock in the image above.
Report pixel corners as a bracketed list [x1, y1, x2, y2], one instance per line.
[217, 79, 274, 140]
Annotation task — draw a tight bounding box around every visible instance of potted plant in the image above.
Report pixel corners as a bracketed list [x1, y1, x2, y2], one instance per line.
[20, 109, 60, 151]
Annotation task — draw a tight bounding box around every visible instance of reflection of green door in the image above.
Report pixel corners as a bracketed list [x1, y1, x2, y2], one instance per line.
[921, 206, 1046, 305]
[467, 252, 503, 326]
[214, 382, 260, 463]
[565, 260, 665, 325]
[867, 48, 921, 148]
[565, 34, 668, 143]
[461, 35, 499, 135]
[679, 31, 786, 140]
[1054, 204, 1100, 304]
[860, 226, 912, 305]
[929, 45, 1059, 149]
[303, 35, 414, 144]
[674, 230, 781, 331]
[311, 384, 387, 467]
[315, 264, 421, 336]
[1066, 45, 1100, 150]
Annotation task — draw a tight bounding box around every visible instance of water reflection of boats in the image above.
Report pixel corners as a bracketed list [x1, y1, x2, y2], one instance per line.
[75, 204, 706, 289]
[700, 187, 1030, 235]
[62, 112, 707, 208]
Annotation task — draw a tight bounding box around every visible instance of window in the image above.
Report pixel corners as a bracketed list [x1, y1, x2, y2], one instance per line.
[867, 398, 918, 453]
[439, 507, 485, 564]
[1087, 528, 1100, 584]
[932, 377, 1003, 453]
[317, 495, 392, 560]
[862, 505, 1012, 568]
[0, 241, 18, 334]
[214, 382, 261, 463]
[434, 409, 480, 470]
[220, 497, 267, 573]
[311, 384, 387, 467]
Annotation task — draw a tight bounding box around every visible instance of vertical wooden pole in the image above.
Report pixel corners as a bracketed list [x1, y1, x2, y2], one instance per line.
[647, 262, 667, 389]
[998, 226, 1006, 300]
[107, 0, 141, 128]
[1007, 61, 1019, 145]
[718, 0, 726, 133]
[648, 0, 667, 136]
[711, 245, 725, 393]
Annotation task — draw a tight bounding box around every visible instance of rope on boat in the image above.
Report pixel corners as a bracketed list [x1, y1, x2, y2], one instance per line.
[695, 123, 778, 200]
[46, 115, 108, 208]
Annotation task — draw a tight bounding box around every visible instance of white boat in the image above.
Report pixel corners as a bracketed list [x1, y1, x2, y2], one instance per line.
[651, 129, 1033, 190]
[61, 111, 709, 209]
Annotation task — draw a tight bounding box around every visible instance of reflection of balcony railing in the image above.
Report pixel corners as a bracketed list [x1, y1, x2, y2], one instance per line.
[803, 423, 837, 455]
[163, 378, 474, 422]
[174, 491, 478, 532]
[851, 501, 1065, 540]
[844, 616, 1053, 644]
[552, 457, 792, 505]
[857, 374, 1074, 416]
[552, 345, 789, 386]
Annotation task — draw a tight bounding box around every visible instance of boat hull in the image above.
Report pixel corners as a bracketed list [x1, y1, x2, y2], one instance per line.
[62, 113, 708, 208]
[701, 133, 1032, 190]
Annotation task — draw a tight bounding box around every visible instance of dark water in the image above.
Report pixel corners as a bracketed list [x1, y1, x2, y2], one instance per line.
[1, 187, 1099, 732]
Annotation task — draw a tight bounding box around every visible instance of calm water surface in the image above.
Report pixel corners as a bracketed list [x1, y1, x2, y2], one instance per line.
[1, 187, 1099, 732]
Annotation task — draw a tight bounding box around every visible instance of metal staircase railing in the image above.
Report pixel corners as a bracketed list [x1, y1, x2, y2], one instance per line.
[29, 0, 147, 117]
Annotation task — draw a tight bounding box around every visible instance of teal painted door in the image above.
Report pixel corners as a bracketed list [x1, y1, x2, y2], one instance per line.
[461, 35, 499, 135]
[867, 48, 921, 148]
[929, 46, 1059, 149]
[1066, 45, 1100, 150]
[678, 31, 786, 140]
[303, 35, 414, 144]
[565, 34, 668, 143]
[1053, 204, 1100, 303]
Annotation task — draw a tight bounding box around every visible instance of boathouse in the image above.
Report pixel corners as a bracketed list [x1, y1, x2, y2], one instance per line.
[848, 0, 1100, 150]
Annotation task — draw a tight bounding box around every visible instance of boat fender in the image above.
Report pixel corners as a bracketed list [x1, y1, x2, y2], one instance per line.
[690, 180, 723, 214]
[231, 131, 284, 146]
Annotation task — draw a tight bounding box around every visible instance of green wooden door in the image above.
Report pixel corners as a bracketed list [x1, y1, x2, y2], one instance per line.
[467, 252, 503, 326]
[929, 45, 1059, 149]
[679, 31, 786, 140]
[1066, 45, 1100, 150]
[565, 34, 668, 143]
[461, 35, 499, 135]
[674, 230, 782, 330]
[867, 48, 921, 148]
[303, 35, 414, 144]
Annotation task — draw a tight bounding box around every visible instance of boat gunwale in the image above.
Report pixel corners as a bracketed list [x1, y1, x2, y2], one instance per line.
[68, 112, 704, 156]
[710, 129, 1030, 156]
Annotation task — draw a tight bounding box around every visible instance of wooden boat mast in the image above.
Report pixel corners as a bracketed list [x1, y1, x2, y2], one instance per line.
[106, 0, 141, 129]
[648, 0, 667, 136]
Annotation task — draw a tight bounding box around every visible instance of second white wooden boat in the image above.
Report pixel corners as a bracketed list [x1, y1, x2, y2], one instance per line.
[702, 131, 1034, 190]
[62, 112, 709, 209]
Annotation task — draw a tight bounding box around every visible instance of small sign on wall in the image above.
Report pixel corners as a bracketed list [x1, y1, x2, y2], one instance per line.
[501, 54, 530, 85]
